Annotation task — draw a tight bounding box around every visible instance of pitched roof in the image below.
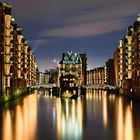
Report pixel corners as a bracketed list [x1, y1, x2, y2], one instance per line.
[60, 52, 82, 64]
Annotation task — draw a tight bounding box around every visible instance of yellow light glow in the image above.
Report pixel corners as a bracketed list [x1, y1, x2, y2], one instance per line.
[4, 64, 10, 75]
[117, 98, 124, 140]
[5, 55, 10, 63]
[5, 37, 10, 45]
[125, 106, 133, 140]
[128, 71, 132, 79]
[18, 45, 22, 51]
[5, 46, 10, 54]
[17, 35, 22, 45]
[56, 98, 62, 140]
[5, 29, 10, 36]
[17, 52, 21, 57]
[15, 105, 23, 140]
[102, 94, 108, 128]
[5, 15, 11, 28]
[17, 70, 21, 78]
[56, 98, 83, 140]
[3, 110, 12, 140]
[127, 37, 132, 45]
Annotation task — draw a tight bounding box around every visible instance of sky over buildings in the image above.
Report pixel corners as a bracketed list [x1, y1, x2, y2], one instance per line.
[6, 0, 140, 72]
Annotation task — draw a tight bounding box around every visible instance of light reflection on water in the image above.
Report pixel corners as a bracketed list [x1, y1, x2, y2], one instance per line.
[2, 93, 37, 140]
[125, 105, 133, 140]
[117, 97, 124, 140]
[0, 89, 140, 140]
[3, 110, 12, 140]
[56, 97, 83, 140]
[102, 91, 108, 128]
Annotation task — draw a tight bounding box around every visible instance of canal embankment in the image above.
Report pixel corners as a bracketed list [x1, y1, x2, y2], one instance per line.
[0, 87, 34, 104]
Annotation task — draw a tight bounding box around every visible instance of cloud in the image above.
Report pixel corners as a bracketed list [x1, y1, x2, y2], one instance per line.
[8, 0, 140, 39]
[38, 0, 140, 38]
[8, 0, 140, 22]
[30, 39, 46, 47]
[61, 3, 139, 25]
[41, 19, 128, 38]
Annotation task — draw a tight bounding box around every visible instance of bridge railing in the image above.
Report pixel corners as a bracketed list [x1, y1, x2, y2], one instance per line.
[86, 84, 116, 89]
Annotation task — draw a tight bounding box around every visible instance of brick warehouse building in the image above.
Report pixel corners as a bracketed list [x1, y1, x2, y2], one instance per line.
[114, 14, 140, 96]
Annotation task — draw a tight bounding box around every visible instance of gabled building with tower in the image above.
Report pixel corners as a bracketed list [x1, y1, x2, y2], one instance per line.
[57, 52, 87, 97]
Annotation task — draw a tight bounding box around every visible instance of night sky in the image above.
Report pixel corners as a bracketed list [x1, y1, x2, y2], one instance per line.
[7, 0, 140, 72]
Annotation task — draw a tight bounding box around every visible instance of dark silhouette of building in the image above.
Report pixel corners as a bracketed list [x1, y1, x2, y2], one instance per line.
[104, 59, 115, 86]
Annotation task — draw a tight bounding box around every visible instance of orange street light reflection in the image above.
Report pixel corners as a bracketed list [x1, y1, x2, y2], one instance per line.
[125, 105, 133, 140]
[117, 97, 124, 140]
[3, 110, 12, 140]
[102, 91, 108, 128]
[2, 93, 37, 140]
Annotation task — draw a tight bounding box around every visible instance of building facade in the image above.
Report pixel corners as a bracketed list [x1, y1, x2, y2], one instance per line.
[114, 48, 119, 87]
[57, 52, 87, 89]
[39, 72, 45, 85]
[80, 53, 87, 85]
[114, 14, 140, 95]
[104, 59, 115, 86]
[0, 2, 12, 96]
[0, 2, 38, 97]
[87, 67, 104, 86]
[44, 69, 58, 85]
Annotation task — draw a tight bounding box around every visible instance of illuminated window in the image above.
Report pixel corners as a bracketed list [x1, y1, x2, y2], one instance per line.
[5, 37, 10, 45]
[4, 64, 10, 75]
[128, 71, 132, 79]
[137, 70, 140, 76]
[5, 46, 10, 54]
[128, 65, 132, 70]
[5, 29, 10, 37]
[5, 55, 10, 63]
[128, 46, 132, 51]
[5, 15, 11, 28]
[120, 48, 123, 54]
[17, 70, 21, 78]
[128, 52, 132, 57]
[128, 59, 132, 64]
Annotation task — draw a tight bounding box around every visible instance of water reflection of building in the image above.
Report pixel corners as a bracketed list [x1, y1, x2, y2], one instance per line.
[116, 97, 134, 140]
[86, 89, 108, 128]
[102, 91, 108, 128]
[56, 98, 83, 140]
[86, 89, 134, 140]
[2, 93, 37, 140]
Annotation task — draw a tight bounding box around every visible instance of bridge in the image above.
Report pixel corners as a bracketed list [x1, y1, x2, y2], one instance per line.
[31, 83, 116, 91]
[31, 84, 57, 89]
[86, 84, 116, 90]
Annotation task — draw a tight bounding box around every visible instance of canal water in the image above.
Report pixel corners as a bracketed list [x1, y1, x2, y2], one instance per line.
[0, 89, 140, 140]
